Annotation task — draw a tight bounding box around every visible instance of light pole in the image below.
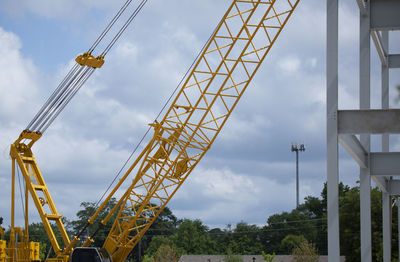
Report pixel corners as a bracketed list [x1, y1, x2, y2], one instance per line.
[291, 143, 305, 208]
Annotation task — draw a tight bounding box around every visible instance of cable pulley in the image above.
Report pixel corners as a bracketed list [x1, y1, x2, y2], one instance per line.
[25, 0, 148, 135]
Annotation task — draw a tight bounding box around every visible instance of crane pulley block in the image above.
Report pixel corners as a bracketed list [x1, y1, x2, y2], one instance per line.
[75, 52, 105, 68]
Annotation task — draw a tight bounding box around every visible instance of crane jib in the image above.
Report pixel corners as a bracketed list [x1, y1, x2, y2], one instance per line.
[100, 1, 300, 262]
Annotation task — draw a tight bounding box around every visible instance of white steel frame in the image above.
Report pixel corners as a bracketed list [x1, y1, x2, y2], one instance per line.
[327, 0, 400, 261]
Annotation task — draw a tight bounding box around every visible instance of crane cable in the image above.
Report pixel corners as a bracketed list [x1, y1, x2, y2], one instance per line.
[25, 0, 148, 135]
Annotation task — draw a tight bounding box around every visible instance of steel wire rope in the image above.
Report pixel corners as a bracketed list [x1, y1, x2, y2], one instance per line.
[81, 13, 225, 242]
[29, 65, 86, 132]
[26, 64, 80, 131]
[16, 167, 26, 221]
[33, 66, 89, 132]
[88, 0, 134, 54]
[101, 0, 148, 56]
[40, 68, 96, 133]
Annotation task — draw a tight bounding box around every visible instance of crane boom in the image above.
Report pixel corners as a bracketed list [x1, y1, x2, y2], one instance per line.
[94, 1, 299, 261]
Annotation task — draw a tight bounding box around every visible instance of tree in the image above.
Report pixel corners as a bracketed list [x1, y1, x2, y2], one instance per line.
[144, 236, 179, 258]
[153, 244, 179, 262]
[261, 210, 317, 254]
[228, 222, 263, 254]
[170, 219, 216, 254]
[291, 239, 319, 262]
[67, 198, 119, 248]
[280, 235, 306, 254]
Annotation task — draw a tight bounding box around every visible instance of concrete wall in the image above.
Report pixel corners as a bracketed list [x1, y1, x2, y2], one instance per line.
[178, 255, 346, 262]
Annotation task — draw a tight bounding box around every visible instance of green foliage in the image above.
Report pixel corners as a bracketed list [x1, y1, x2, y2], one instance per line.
[170, 219, 216, 254]
[153, 244, 179, 262]
[66, 197, 119, 248]
[280, 235, 306, 254]
[5, 181, 400, 261]
[261, 251, 276, 262]
[262, 210, 317, 254]
[291, 239, 319, 262]
[143, 254, 155, 262]
[145, 236, 178, 258]
[28, 222, 68, 260]
[227, 222, 263, 254]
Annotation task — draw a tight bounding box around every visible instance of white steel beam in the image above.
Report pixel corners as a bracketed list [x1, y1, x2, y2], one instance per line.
[389, 180, 400, 195]
[370, 152, 400, 176]
[388, 54, 400, 69]
[338, 109, 400, 134]
[338, 135, 367, 168]
[370, 0, 400, 30]
[327, 0, 340, 260]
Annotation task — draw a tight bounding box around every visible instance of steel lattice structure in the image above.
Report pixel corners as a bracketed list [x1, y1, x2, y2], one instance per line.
[101, 1, 299, 261]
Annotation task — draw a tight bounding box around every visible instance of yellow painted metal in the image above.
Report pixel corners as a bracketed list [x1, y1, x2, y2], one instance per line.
[9, 159, 15, 262]
[28, 242, 39, 261]
[9, 139, 70, 261]
[75, 52, 105, 68]
[100, 1, 300, 261]
[0, 240, 6, 262]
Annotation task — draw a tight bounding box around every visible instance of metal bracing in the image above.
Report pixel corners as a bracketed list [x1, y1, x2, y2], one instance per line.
[338, 135, 367, 168]
[371, 30, 387, 66]
[98, 1, 301, 262]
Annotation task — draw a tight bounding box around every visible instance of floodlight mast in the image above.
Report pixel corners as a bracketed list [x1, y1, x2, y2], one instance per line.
[291, 143, 305, 208]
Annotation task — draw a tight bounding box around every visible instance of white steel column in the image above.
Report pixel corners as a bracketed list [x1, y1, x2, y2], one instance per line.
[359, 1, 372, 261]
[383, 192, 391, 261]
[327, 0, 340, 261]
[381, 31, 389, 150]
[381, 30, 391, 262]
[398, 198, 400, 260]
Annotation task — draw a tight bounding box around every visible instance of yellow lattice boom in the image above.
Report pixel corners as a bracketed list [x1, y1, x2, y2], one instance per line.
[100, 1, 300, 261]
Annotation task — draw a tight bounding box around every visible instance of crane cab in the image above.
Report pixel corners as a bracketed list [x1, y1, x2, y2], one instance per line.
[71, 247, 112, 262]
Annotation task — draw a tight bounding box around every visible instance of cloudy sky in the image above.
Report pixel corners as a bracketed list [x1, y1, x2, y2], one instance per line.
[0, 0, 399, 230]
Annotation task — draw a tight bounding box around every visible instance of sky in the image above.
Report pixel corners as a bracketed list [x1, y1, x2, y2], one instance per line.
[0, 0, 399, 231]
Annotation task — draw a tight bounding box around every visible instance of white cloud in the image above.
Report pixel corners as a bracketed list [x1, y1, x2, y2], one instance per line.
[0, 28, 40, 122]
[278, 56, 301, 73]
[0, 0, 115, 20]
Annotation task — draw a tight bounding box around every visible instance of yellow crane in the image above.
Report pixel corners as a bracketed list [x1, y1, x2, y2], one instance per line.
[5, 0, 299, 262]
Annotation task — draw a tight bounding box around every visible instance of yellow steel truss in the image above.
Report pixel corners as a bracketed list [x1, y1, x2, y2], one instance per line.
[99, 0, 300, 261]
[9, 131, 71, 262]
